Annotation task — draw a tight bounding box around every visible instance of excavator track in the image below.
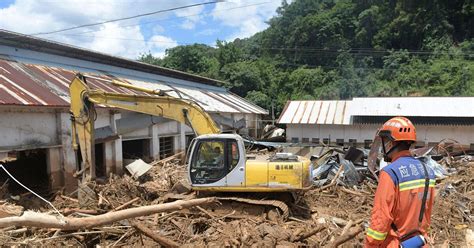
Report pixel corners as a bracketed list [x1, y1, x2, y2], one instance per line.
[216, 197, 289, 219]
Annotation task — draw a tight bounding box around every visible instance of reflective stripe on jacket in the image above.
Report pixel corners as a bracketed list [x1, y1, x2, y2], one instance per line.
[365, 156, 436, 247]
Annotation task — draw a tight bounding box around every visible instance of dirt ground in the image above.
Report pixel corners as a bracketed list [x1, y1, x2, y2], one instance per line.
[0, 155, 472, 247]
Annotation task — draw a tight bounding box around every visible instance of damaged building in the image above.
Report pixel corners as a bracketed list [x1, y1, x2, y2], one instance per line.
[278, 97, 474, 149]
[0, 30, 267, 193]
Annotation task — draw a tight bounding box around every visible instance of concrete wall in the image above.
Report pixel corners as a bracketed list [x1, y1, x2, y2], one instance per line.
[0, 109, 59, 149]
[286, 123, 474, 147]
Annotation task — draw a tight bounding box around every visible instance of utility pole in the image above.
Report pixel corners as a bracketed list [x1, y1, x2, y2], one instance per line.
[271, 101, 275, 125]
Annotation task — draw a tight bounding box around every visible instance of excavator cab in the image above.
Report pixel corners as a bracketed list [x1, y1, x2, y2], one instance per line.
[187, 134, 247, 189]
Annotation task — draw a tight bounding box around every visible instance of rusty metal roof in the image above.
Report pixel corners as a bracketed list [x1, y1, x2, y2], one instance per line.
[0, 30, 223, 87]
[0, 58, 267, 114]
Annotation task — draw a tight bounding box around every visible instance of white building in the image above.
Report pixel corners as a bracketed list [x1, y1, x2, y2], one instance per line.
[278, 97, 474, 149]
[0, 30, 267, 192]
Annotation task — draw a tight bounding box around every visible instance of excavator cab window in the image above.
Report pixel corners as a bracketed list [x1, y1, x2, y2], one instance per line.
[190, 139, 240, 184]
[228, 141, 239, 171]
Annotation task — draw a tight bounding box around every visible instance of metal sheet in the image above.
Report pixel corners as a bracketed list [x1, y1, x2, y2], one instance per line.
[300, 101, 315, 124]
[279, 101, 300, 123]
[324, 101, 337, 124]
[278, 100, 349, 125]
[0, 57, 267, 114]
[292, 101, 306, 124]
[317, 101, 330, 124]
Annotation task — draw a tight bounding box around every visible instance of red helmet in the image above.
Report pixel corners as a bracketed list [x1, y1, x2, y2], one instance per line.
[377, 116, 416, 142]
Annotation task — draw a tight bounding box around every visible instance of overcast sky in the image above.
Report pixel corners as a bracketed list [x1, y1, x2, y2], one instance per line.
[0, 0, 285, 59]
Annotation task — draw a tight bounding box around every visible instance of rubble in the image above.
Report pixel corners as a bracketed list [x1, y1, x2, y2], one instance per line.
[311, 148, 370, 187]
[259, 124, 285, 142]
[0, 145, 471, 246]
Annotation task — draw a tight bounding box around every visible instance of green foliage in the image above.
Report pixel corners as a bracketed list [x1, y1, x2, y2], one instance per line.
[138, 0, 474, 115]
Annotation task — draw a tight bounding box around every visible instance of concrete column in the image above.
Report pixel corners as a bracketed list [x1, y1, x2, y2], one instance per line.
[149, 124, 160, 160]
[104, 113, 122, 175]
[47, 147, 63, 191]
[177, 123, 186, 153]
[112, 113, 123, 175]
[57, 112, 77, 193]
[104, 142, 114, 176]
[113, 139, 123, 175]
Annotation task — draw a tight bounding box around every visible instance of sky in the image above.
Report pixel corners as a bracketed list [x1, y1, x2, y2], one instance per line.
[0, 0, 285, 59]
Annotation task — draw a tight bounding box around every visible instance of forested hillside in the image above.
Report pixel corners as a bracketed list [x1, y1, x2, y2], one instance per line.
[139, 0, 474, 115]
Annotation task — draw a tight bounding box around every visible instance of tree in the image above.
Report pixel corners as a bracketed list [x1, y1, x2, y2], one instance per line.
[137, 0, 474, 113]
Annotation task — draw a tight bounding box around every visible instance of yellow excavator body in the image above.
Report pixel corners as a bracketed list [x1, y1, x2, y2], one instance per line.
[69, 73, 312, 192]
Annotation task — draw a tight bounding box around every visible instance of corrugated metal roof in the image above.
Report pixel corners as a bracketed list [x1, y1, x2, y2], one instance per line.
[0, 58, 267, 114]
[278, 100, 349, 124]
[278, 97, 474, 125]
[0, 30, 224, 87]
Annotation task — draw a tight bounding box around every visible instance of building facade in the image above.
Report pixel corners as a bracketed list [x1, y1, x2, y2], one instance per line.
[0, 31, 267, 192]
[278, 97, 474, 149]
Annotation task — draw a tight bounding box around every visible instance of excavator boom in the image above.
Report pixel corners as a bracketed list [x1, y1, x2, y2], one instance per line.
[70, 74, 219, 179]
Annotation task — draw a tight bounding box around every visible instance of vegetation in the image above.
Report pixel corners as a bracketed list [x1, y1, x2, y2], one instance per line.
[139, 0, 474, 115]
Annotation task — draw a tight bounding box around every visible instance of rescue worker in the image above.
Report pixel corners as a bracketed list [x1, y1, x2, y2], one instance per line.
[365, 117, 436, 247]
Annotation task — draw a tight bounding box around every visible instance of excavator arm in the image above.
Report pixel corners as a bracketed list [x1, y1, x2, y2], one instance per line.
[69, 73, 220, 180]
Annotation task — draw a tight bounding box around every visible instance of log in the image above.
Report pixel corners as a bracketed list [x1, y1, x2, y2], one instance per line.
[0, 197, 216, 230]
[295, 225, 326, 242]
[132, 221, 179, 248]
[340, 220, 354, 237]
[326, 224, 364, 248]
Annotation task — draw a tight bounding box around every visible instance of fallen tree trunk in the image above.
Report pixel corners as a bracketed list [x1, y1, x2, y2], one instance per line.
[0, 197, 216, 230]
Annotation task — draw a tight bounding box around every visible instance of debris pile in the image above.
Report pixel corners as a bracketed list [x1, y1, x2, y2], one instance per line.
[0, 147, 472, 246]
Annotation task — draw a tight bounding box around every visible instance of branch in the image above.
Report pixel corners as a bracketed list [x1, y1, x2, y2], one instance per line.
[326, 224, 364, 248]
[132, 221, 179, 247]
[0, 197, 216, 230]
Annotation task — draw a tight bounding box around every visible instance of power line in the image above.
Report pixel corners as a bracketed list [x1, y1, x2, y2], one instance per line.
[41, 32, 473, 57]
[31, 1, 221, 36]
[48, 33, 214, 46]
[56, 1, 272, 36]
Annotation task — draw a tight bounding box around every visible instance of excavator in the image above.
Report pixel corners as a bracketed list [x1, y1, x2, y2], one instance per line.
[69, 73, 312, 196]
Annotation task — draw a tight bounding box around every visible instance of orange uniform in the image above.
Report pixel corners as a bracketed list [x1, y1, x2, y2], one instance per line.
[365, 151, 436, 247]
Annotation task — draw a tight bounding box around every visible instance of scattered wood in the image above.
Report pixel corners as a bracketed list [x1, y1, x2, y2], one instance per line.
[0, 203, 23, 218]
[294, 225, 326, 242]
[326, 224, 364, 248]
[132, 221, 179, 247]
[150, 152, 184, 166]
[0, 151, 469, 246]
[340, 187, 369, 196]
[112, 197, 140, 211]
[5, 227, 27, 235]
[340, 219, 354, 237]
[59, 195, 79, 203]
